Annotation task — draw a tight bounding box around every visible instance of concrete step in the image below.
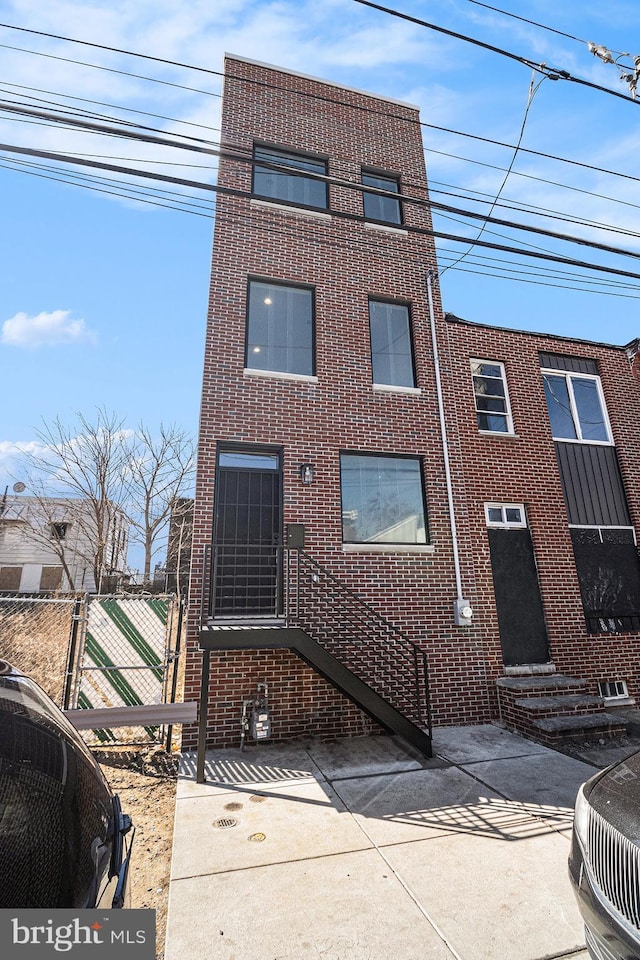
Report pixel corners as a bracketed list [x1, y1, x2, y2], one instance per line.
[497, 674, 587, 696]
[514, 694, 606, 716]
[532, 712, 628, 743]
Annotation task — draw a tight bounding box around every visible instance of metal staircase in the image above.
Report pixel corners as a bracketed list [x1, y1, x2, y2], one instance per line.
[197, 541, 432, 778]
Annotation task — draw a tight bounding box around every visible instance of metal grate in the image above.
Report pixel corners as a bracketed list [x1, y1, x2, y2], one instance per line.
[587, 805, 640, 930]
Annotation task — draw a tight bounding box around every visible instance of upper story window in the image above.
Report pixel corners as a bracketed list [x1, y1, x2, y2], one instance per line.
[51, 522, 68, 541]
[369, 299, 415, 388]
[253, 145, 328, 210]
[542, 371, 611, 443]
[246, 279, 315, 377]
[471, 360, 513, 434]
[340, 453, 428, 545]
[362, 170, 402, 225]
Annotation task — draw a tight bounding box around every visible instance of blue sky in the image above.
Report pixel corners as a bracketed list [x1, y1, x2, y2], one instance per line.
[1, 0, 640, 488]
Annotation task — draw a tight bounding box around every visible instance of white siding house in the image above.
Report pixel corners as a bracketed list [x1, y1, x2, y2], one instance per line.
[0, 495, 128, 593]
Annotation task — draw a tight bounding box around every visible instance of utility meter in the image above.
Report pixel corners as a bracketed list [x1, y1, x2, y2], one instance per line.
[249, 683, 271, 741]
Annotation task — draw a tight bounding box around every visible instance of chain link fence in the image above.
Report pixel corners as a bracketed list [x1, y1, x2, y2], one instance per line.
[0, 592, 184, 746]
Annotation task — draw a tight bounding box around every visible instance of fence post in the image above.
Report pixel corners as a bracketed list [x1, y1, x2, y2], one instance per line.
[62, 596, 84, 709]
[165, 595, 185, 752]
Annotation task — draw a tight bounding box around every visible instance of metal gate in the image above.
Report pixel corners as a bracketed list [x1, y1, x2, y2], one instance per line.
[70, 594, 182, 745]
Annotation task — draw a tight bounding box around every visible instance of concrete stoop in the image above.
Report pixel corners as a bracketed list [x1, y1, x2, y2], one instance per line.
[496, 674, 628, 746]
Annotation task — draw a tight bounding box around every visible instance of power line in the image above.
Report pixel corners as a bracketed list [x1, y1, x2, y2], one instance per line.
[456, 0, 585, 43]
[352, 0, 640, 106]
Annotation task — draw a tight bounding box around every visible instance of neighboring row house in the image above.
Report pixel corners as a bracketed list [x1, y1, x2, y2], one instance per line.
[183, 55, 640, 759]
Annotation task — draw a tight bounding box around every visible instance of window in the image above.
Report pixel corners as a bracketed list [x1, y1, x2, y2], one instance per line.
[485, 503, 526, 528]
[0, 566, 22, 590]
[471, 360, 513, 433]
[246, 280, 314, 376]
[40, 566, 63, 591]
[598, 680, 629, 700]
[253, 146, 328, 209]
[340, 453, 427, 544]
[362, 171, 402, 225]
[51, 522, 68, 541]
[542, 371, 610, 442]
[369, 300, 415, 387]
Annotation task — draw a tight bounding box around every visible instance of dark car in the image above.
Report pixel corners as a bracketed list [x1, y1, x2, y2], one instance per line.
[0, 660, 133, 908]
[569, 749, 640, 960]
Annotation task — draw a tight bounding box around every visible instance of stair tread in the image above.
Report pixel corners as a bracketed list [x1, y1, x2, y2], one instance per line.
[532, 713, 628, 733]
[497, 674, 586, 692]
[515, 694, 604, 712]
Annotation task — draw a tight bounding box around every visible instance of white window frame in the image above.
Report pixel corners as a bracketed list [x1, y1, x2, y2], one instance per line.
[541, 369, 613, 445]
[485, 502, 527, 528]
[470, 359, 514, 435]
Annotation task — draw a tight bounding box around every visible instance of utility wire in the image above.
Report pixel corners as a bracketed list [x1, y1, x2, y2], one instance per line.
[3, 98, 640, 266]
[3, 136, 640, 283]
[457, 0, 585, 43]
[352, 0, 640, 106]
[440, 70, 544, 276]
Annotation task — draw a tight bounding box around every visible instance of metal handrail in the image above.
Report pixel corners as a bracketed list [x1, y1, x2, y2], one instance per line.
[201, 541, 431, 734]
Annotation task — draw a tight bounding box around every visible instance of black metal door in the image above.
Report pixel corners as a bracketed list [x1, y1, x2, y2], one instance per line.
[213, 451, 281, 617]
[488, 527, 549, 666]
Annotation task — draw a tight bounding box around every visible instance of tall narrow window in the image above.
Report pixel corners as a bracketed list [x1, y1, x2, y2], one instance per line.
[362, 171, 402, 225]
[471, 360, 513, 433]
[246, 280, 314, 377]
[369, 300, 415, 387]
[253, 146, 328, 209]
[340, 453, 427, 544]
[542, 372, 610, 442]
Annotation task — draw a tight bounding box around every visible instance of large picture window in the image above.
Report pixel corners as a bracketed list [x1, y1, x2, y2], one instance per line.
[362, 171, 402, 225]
[471, 360, 513, 433]
[253, 146, 328, 209]
[369, 300, 415, 388]
[246, 280, 314, 376]
[340, 453, 427, 544]
[542, 371, 610, 442]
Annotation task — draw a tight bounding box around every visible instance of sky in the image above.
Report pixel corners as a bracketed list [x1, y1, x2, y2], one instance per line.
[2, 0, 640, 516]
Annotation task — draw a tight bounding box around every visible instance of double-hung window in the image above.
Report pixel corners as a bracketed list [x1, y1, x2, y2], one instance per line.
[253, 145, 328, 209]
[369, 299, 415, 388]
[471, 360, 513, 433]
[542, 371, 610, 442]
[246, 280, 314, 377]
[362, 171, 402, 225]
[340, 453, 428, 544]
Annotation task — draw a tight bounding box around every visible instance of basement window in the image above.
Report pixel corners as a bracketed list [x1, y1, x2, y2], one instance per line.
[485, 503, 526, 528]
[598, 680, 629, 700]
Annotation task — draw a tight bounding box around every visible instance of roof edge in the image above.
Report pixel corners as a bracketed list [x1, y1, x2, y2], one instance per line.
[444, 312, 634, 352]
[223, 53, 421, 112]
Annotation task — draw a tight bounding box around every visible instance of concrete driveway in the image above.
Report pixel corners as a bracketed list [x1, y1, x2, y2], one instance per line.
[165, 725, 593, 960]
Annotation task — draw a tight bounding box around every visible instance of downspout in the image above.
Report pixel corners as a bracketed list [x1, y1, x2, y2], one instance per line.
[426, 271, 473, 627]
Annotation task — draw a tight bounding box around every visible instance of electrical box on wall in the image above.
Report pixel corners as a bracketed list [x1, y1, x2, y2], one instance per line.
[454, 598, 473, 626]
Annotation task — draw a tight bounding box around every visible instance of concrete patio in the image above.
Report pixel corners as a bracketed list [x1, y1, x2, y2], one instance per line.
[165, 725, 596, 959]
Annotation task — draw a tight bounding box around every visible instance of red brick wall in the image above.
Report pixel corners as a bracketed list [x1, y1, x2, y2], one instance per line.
[439, 316, 640, 701]
[183, 56, 495, 751]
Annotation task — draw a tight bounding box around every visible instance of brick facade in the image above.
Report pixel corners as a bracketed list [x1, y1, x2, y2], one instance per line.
[183, 56, 640, 752]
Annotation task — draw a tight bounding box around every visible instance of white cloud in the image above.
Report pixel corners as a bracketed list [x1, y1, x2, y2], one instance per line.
[1, 310, 97, 348]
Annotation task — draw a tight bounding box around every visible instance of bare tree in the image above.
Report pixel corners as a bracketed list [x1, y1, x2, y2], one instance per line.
[125, 424, 195, 585]
[16, 408, 132, 592]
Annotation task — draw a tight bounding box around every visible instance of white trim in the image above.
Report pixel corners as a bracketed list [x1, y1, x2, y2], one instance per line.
[364, 222, 408, 236]
[243, 368, 318, 384]
[568, 524, 637, 545]
[250, 198, 332, 221]
[342, 543, 435, 554]
[373, 383, 422, 396]
[541, 368, 613, 444]
[470, 358, 514, 435]
[478, 430, 519, 439]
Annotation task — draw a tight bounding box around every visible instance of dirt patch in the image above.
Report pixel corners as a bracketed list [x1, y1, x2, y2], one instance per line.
[95, 747, 179, 960]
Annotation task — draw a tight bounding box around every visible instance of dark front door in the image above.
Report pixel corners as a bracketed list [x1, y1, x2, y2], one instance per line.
[213, 450, 282, 617]
[488, 527, 550, 666]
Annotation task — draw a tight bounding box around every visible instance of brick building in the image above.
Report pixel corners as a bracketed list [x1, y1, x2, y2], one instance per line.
[183, 55, 640, 757]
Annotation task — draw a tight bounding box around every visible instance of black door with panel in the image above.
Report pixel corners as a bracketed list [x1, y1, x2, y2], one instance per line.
[488, 527, 550, 666]
[213, 451, 282, 617]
